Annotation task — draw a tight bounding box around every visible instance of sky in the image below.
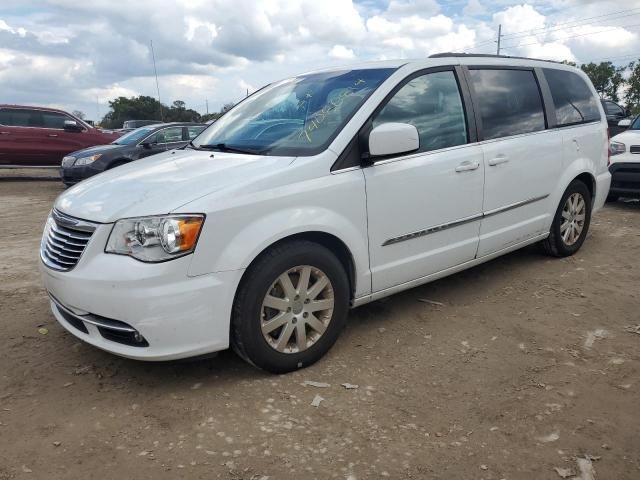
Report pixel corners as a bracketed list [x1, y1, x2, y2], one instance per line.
[1, 0, 640, 121]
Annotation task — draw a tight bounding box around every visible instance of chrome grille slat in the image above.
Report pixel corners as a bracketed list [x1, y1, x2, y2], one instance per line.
[50, 224, 92, 240]
[49, 230, 87, 247]
[40, 210, 96, 271]
[44, 250, 75, 265]
[47, 236, 84, 252]
[45, 243, 81, 260]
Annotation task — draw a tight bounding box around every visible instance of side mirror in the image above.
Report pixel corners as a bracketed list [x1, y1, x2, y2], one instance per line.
[618, 119, 632, 128]
[64, 120, 82, 132]
[140, 141, 152, 149]
[368, 122, 419, 158]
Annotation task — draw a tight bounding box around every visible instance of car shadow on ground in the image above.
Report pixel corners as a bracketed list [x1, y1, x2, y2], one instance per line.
[57, 201, 636, 387]
[66, 242, 548, 391]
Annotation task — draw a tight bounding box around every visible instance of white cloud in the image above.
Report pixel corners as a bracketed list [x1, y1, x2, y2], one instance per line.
[463, 0, 486, 17]
[2, 0, 640, 117]
[328, 45, 356, 59]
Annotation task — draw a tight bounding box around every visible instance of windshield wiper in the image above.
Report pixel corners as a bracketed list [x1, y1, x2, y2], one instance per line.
[197, 143, 263, 155]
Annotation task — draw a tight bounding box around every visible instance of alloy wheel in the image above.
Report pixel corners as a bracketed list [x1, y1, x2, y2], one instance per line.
[560, 192, 586, 246]
[260, 265, 335, 354]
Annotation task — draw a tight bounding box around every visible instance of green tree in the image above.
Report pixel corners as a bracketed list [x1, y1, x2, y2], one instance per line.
[580, 62, 626, 102]
[625, 61, 640, 114]
[101, 95, 164, 129]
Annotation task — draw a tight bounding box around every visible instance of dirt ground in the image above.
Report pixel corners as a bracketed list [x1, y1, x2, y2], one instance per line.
[1, 180, 639, 480]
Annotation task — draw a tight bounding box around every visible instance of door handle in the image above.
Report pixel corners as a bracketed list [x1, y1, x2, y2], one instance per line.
[0, 131, 9, 135]
[48, 134, 58, 137]
[488, 155, 509, 166]
[455, 160, 480, 172]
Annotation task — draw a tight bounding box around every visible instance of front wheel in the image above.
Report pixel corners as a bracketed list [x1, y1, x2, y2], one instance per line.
[231, 240, 350, 373]
[541, 180, 592, 257]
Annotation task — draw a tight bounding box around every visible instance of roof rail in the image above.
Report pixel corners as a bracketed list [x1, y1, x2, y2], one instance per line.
[428, 52, 562, 64]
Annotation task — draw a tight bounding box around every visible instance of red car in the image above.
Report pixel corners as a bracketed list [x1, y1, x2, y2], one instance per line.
[0, 105, 121, 167]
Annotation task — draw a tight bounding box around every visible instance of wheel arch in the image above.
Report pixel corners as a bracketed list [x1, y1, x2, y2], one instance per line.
[574, 171, 595, 203]
[236, 231, 358, 303]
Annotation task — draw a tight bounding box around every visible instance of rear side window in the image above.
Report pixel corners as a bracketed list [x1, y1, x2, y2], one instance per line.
[543, 68, 601, 126]
[0, 109, 43, 127]
[469, 69, 546, 140]
[0, 109, 10, 125]
[372, 70, 468, 152]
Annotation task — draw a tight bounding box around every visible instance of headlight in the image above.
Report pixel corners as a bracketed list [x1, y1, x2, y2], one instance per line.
[610, 141, 625, 156]
[62, 156, 76, 167]
[105, 215, 205, 262]
[74, 154, 102, 166]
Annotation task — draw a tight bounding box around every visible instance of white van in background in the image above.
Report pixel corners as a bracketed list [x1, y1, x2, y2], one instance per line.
[41, 54, 611, 373]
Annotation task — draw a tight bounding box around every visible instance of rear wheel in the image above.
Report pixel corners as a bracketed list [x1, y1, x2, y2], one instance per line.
[541, 180, 592, 257]
[231, 240, 349, 373]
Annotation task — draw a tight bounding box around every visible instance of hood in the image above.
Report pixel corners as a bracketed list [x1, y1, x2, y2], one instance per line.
[611, 129, 640, 144]
[55, 148, 295, 223]
[69, 144, 124, 158]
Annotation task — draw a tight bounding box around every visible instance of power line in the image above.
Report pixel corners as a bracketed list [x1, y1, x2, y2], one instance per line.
[500, 22, 640, 50]
[470, 7, 640, 52]
[501, 11, 640, 41]
[500, 7, 640, 39]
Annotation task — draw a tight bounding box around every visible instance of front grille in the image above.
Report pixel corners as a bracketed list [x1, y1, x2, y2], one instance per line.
[630, 145, 640, 154]
[41, 210, 96, 271]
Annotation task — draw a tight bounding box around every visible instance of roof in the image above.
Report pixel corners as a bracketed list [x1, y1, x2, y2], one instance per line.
[302, 53, 577, 76]
[0, 104, 76, 114]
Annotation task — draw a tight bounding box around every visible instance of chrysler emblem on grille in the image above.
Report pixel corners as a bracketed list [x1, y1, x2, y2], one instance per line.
[52, 209, 80, 228]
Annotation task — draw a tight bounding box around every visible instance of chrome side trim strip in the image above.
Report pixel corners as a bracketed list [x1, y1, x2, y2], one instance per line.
[382, 194, 549, 246]
[483, 194, 549, 218]
[382, 213, 483, 246]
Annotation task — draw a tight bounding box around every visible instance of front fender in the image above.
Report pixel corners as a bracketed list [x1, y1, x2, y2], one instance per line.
[185, 169, 371, 298]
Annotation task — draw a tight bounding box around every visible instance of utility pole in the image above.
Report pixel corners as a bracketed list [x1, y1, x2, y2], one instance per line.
[206, 99, 209, 115]
[150, 40, 164, 121]
[496, 24, 502, 55]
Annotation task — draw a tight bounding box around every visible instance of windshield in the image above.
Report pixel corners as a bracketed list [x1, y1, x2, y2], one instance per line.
[630, 116, 640, 130]
[113, 126, 158, 145]
[193, 68, 395, 156]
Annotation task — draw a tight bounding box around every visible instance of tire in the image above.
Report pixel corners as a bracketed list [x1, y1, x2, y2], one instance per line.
[231, 240, 350, 373]
[606, 194, 619, 203]
[541, 180, 592, 257]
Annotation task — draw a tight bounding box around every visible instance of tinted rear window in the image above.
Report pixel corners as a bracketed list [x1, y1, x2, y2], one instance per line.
[0, 109, 41, 127]
[469, 69, 546, 140]
[543, 68, 601, 126]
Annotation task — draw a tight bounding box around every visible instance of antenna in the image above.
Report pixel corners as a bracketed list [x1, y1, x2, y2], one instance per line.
[150, 40, 164, 121]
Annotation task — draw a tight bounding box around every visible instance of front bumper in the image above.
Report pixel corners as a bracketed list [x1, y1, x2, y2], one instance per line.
[40, 221, 244, 361]
[609, 162, 640, 198]
[59, 164, 103, 185]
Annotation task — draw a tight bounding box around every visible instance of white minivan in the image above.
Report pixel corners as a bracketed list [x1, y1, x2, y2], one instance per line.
[41, 54, 611, 373]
